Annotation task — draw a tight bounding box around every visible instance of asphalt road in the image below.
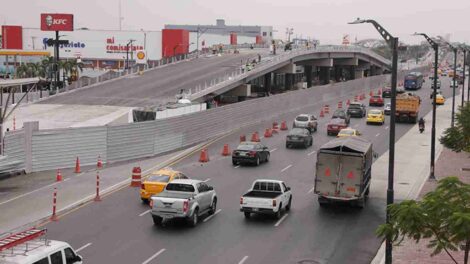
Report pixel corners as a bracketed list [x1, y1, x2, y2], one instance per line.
[39, 50, 266, 107]
[43, 74, 454, 264]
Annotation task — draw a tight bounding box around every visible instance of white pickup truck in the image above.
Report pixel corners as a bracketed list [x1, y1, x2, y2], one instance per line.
[240, 179, 292, 219]
[150, 179, 217, 227]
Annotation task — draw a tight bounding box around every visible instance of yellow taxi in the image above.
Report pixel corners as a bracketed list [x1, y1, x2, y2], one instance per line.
[337, 128, 362, 137]
[366, 109, 385, 125]
[435, 94, 445, 105]
[140, 168, 188, 202]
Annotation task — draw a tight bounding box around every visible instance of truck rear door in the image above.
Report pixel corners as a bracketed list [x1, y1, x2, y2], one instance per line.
[337, 155, 363, 197]
[315, 152, 340, 196]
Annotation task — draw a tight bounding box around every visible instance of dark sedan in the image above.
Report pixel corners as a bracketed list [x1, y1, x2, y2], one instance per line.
[347, 102, 366, 118]
[232, 142, 270, 166]
[286, 128, 313, 148]
[332, 109, 351, 124]
[382, 88, 392, 98]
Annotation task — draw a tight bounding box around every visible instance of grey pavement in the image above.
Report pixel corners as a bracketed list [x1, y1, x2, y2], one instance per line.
[16, 73, 455, 264]
[39, 50, 267, 107]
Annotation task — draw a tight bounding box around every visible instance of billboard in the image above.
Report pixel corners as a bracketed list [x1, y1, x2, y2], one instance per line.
[22, 28, 162, 61]
[41, 13, 74, 31]
[1, 26, 23, 49]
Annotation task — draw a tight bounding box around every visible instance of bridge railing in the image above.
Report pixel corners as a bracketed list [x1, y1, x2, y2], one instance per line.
[188, 45, 390, 100]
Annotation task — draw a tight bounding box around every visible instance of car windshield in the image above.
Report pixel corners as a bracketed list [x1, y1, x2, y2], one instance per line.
[372, 96, 381, 99]
[339, 129, 354, 135]
[385, 103, 391, 108]
[296, 116, 309, 121]
[165, 183, 195, 192]
[147, 175, 171, 183]
[289, 128, 307, 135]
[333, 110, 345, 117]
[237, 143, 256, 150]
[348, 104, 361, 109]
[369, 110, 382, 115]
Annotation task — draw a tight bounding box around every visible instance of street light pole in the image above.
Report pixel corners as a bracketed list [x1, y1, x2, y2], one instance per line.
[349, 18, 397, 264]
[125, 39, 135, 70]
[452, 47, 457, 127]
[461, 48, 466, 107]
[413, 33, 438, 180]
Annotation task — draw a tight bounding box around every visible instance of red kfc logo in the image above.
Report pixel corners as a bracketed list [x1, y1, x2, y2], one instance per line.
[41, 14, 74, 31]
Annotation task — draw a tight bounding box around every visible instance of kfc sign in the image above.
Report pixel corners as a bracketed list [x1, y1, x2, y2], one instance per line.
[41, 13, 74, 31]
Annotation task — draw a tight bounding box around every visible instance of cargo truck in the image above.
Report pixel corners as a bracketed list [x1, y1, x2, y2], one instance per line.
[314, 137, 373, 208]
[396, 92, 421, 123]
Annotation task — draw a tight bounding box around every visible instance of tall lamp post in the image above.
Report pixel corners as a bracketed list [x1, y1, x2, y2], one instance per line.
[349, 18, 398, 264]
[459, 45, 468, 107]
[413, 33, 438, 180]
[438, 37, 458, 127]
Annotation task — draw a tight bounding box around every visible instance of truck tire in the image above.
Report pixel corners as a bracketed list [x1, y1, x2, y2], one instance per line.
[275, 204, 282, 219]
[286, 197, 292, 211]
[244, 212, 251, 218]
[365, 186, 370, 196]
[152, 215, 163, 226]
[141, 198, 149, 204]
[209, 198, 217, 215]
[286, 143, 290, 149]
[318, 197, 328, 208]
[188, 208, 199, 227]
[356, 198, 365, 209]
[232, 160, 238, 166]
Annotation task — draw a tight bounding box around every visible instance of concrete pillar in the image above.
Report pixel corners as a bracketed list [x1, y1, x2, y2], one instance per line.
[24, 121, 39, 173]
[319, 67, 331, 85]
[334, 67, 342, 82]
[285, 73, 292, 90]
[355, 69, 364, 79]
[305, 65, 313, 88]
[264, 73, 272, 95]
[349, 66, 356, 80]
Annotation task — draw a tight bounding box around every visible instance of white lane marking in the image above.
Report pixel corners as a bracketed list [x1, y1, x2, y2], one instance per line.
[0, 180, 64, 206]
[203, 178, 211, 182]
[281, 164, 292, 173]
[307, 186, 315, 194]
[139, 209, 151, 217]
[63, 178, 71, 182]
[238, 256, 249, 264]
[76, 242, 92, 253]
[375, 133, 381, 137]
[308, 150, 317, 156]
[274, 213, 289, 227]
[142, 249, 166, 264]
[203, 209, 222, 222]
[269, 148, 278, 153]
[234, 165, 240, 169]
[385, 126, 389, 130]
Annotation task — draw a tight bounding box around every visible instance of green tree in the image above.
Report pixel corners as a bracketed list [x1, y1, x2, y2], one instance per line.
[376, 177, 470, 264]
[440, 102, 470, 152]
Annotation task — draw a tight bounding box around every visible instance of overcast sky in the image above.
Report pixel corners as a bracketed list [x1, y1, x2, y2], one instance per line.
[1, 0, 469, 45]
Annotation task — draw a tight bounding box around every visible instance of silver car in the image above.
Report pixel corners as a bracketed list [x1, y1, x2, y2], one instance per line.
[384, 103, 391, 115]
[150, 179, 217, 227]
[293, 114, 318, 132]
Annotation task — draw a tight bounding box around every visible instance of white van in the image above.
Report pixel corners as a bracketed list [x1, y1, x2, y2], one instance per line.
[0, 240, 82, 264]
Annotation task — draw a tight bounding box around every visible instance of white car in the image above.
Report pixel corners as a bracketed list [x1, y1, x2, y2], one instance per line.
[450, 82, 459, 88]
[293, 114, 318, 132]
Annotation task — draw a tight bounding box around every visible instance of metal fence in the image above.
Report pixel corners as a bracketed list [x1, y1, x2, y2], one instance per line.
[1, 75, 389, 173]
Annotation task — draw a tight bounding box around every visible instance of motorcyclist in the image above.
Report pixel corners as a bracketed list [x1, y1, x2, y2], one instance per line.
[419, 117, 425, 132]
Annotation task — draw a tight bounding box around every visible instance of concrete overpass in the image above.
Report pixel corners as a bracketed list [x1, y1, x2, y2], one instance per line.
[189, 45, 390, 101]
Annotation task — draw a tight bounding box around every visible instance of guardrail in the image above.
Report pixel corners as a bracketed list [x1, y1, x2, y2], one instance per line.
[0, 75, 389, 173]
[188, 45, 391, 100]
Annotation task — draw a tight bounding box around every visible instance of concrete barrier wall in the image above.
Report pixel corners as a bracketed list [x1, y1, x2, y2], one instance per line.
[2, 75, 390, 172]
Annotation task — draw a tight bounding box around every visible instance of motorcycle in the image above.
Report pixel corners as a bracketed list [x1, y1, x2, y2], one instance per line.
[419, 122, 425, 133]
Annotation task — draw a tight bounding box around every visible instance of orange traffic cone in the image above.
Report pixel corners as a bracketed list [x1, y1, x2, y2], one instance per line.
[354, 95, 359, 101]
[56, 169, 63, 182]
[130, 167, 142, 187]
[378, 88, 382, 95]
[369, 91, 373, 97]
[75, 157, 81, 173]
[251, 132, 260, 142]
[280, 121, 288, 131]
[264, 128, 272, 138]
[199, 149, 210, 162]
[338, 101, 343, 108]
[346, 99, 350, 106]
[240, 134, 246, 142]
[320, 110, 324, 117]
[221, 144, 230, 156]
[324, 105, 330, 114]
[97, 155, 103, 169]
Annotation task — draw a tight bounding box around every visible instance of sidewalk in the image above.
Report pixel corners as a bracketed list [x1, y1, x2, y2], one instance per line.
[370, 91, 456, 263]
[0, 144, 204, 235]
[393, 147, 469, 263]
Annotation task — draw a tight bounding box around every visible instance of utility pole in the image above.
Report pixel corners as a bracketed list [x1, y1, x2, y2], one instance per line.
[118, 0, 123, 30]
[349, 18, 398, 264]
[126, 39, 135, 69]
[413, 33, 438, 180]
